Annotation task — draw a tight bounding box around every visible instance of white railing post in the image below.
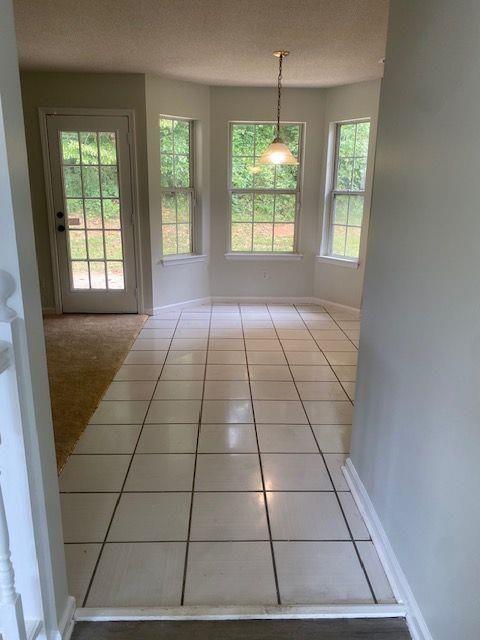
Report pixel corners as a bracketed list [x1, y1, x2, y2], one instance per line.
[0, 270, 27, 640]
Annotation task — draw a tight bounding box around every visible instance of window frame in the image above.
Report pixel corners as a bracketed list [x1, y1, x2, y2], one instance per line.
[324, 118, 371, 263]
[159, 115, 196, 257]
[227, 120, 305, 255]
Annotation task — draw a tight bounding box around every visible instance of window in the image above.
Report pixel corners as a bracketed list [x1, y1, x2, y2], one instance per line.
[326, 120, 370, 261]
[159, 116, 194, 255]
[229, 122, 303, 253]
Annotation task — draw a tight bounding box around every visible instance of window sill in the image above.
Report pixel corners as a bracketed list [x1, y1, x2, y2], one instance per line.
[224, 252, 304, 261]
[316, 255, 360, 269]
[160, 254, 207, 266]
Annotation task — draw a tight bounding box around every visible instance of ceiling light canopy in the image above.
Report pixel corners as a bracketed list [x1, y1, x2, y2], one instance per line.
[258, 50, 298, 166]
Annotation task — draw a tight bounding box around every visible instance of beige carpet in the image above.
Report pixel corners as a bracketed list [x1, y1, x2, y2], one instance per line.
[44, 314, 146, 471]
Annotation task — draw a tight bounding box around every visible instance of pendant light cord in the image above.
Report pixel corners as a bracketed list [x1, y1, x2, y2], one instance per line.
[276, 52, 283, 139]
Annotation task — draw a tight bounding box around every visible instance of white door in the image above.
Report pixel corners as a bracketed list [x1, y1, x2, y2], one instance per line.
[46, 114, 138, 313]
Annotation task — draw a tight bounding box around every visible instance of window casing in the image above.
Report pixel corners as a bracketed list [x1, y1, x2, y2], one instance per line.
[159, 116, 194, 256]
[325, 119, 371, 261]
[228, 122, 303, 254]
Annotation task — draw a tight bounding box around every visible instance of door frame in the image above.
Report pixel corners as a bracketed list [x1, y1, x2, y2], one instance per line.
[39, 107, 145, 314]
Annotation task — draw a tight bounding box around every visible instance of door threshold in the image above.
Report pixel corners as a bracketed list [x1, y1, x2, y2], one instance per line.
[75, 603, 406, 622]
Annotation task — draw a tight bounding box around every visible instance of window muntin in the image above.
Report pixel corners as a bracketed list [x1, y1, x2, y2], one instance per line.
[159, 117, 194, 255]
[229, 122, 302, 253]
[328, 120, 370, 261]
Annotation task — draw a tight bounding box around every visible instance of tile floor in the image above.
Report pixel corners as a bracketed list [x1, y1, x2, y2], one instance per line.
[60, 301, 396, 609]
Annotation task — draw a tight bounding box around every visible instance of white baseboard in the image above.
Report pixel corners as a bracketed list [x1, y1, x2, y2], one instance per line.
[75, 603, 405, 622]
[342, 459, 432, 640]
[56, 595, 76, 640]
[147, 296, 211, 315]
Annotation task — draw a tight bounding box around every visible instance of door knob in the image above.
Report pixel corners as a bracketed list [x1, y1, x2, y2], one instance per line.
[56, 211, 64, 219]
[57, 224, 66, 232]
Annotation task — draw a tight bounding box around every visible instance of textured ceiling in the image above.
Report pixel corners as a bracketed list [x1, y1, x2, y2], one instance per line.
[13, 0, 389, 87]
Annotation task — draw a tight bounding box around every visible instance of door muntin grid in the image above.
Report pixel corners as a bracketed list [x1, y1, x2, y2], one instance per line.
[60, 130, 125, 291]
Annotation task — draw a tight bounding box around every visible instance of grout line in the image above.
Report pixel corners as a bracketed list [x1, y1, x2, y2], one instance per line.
[240, 304, 282, 606]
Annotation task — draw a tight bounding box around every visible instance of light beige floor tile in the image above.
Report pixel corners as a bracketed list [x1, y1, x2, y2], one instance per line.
[274, 541, 373, 604]
[125, 454, 195, 491]
[254, 400, 307, 424]
[59, 455, 130, 492]
[177, 320, 210, 329]
[303, 401, 353, 425]
[207, 351, 246, 364]
[166, 351, 207, 365]
[285, 352, 328, 365]
[86, 542, 186, 606]
[114, 365, 163, 381]
[173, 328, 209, 339]
[290, 366, 337, 381]
[248, 365, 292, 381]
[132, 338, 171, 351]
[267, 492, 350, 540]
[247, 351, 287, 365]
[357, 542, 396, 603]
[324, 453, 349, 490]
[312, 425, 352, 453]
[296, 381, 348, 401]
[184, 542, 276, 605]
[245, 339, 281, 351]
[90, 401, 149, 425]
[257, 425, 317, 453]
[324, 352, 358, 366]
[309, 329, 346, 340]
[160, 364, 205, 380]
[107, 493, 190, 541]
[338, 492, 370, 540]
[276, 329, 311, 340]
[61, 493, 118, 542]
[342, 382, 356, 402]
[103, 380, 156, 401]
[315, 340, 356, 352]
[146, 400, 201, 423]
[154, 380, 204, 400]
[205, 364, 248, 380]
[204, 380, 250, 400]
[136, 425, 198, 453]
[251, 381, 299, 400]
[331, 365, 357, 381]
[209, 339, 245, 351]
[144, 318, 177, 329]
[74, 424, 141, 454]
[195, 454, 262, 491]
[138, 328, 174, 339]
[281, 339, 319, 352]
[190, 492, 268, 541]
[261, 454, 332, 490]
[65, 544, 101, 605]
[243, 328, 277, 339]
[201, 400, 253, 423]
[124, 351, 167, 365]
[198, 424, 257, 453]
[170, 338, 208, 351]
[209, 328, 243, 339]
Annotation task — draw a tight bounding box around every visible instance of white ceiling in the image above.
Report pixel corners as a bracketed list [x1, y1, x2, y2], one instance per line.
[13, 0, 389, 87]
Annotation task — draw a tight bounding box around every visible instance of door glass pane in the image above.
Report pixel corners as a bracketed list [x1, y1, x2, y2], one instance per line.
[60, 128, 127, 291]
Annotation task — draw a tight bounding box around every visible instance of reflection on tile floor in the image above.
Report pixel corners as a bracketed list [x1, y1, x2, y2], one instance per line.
[60, 301, 396, 608]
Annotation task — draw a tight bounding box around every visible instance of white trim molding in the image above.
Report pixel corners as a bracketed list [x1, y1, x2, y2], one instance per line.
[160, 254, 207, 267]
[316, 255, 360, 269]
[56, 595, 76, 640]
[225, 253, 304, 261]
[342, 458, 433, 640]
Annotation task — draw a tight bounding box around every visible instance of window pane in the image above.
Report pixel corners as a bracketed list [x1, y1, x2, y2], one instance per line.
[352, 157, 367, 191]
[345, 226, 361, 259]
[82, 166, 100, 197]
[71, 261, 89, 289]
[355, 122, 370, 156]
[173, 120, 190, 155]
[79, 132, 99, 165]
[103, 199, 121, 228]
[348, 195, 364, 226]
[69, 231, 87, 259]
[87, 230, 104, 259]
[101, 166, 119, 197]
[99, 132, 117, 165]
[61, 132, 80, 165]
[253, 223, 273, 251]
[336, 158, 353, 190]
[254, 194, 274, 222]
[255, 124, 276, 155]
[66, 199, 84, 228]
[105, 230, 123, 260]
[332, 225, 346, 256]
[161, 192, 177, 223]
[338, 124, 356, 157]
[231, 193, 253, 222]
[107, 262, 124, 289]
[63, 166, 82, 197]
[174, 155, 190, 187]
[89, 261, 106, 289]
[159, 119, 174, 152]
[333, 195, 348, 224]
[275, 165, 298, 189]
[253, 164, 275, 189]
[275, 194, 296, 222]
[232, 125, 255, 156]
[280, 125, 300, 156]
[160, 155, 174, 187]
[232, 156, 254, 189]
[232, 223, 252, 251]
[84, 199, 103, 228]
[162, 224, 177, 255]
[176, 193, 191, 223]
[273, 223, 295, 252]
[177, 224, 191, 253]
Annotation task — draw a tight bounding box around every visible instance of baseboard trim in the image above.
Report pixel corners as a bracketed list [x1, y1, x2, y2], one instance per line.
[147, 297, 211, 315]
[75, 603, 406, 622]
[57, 595, 76, 640]
[342, 459, 432, 640]
[211, 295, 318, 304]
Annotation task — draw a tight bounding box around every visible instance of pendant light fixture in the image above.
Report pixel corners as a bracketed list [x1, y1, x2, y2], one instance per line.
[258, 50, 298, 166]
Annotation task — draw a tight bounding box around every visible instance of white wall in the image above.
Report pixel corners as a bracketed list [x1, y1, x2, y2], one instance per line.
[209, 87, 325, 298]
[145, 74, 210, 310]
[352, 2, 480, 639]
[314, 80, 381, 308]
